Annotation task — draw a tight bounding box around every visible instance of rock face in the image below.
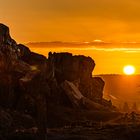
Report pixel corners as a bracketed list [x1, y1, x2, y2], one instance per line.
[91, 77, 105, 101]
[61, 80, 108, 111]
[0, 23, 48, 140]
[48, 52, 95, 83]
[61, 80, 84, 108]
[48, 52, 108, 107]
[0, 23, 116, 139]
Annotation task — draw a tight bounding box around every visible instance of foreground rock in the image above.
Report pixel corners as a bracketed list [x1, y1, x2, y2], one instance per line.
[0, 23, 48, 140]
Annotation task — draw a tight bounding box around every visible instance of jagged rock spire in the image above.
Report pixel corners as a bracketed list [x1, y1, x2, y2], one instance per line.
[0, 23, 17, 47]
[0, 23, 10, 44]
[0, 23, 9, 35]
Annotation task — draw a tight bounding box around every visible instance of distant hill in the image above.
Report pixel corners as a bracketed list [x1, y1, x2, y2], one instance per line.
[98, 74, 140, 109]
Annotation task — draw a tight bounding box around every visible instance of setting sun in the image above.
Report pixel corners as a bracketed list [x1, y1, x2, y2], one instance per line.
[123, 65, 135, 75]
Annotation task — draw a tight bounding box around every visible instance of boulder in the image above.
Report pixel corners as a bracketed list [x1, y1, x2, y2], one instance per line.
[81, 97, 108, 111]
[61, 80, 108, 111]
[61, 80, 84, 108]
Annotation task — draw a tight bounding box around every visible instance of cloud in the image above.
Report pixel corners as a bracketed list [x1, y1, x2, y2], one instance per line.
[27, 42, 140, 52]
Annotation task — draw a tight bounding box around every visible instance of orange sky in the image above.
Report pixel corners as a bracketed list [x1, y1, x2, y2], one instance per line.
[1, 0, 140, 74]
[1, 0, 140, 43]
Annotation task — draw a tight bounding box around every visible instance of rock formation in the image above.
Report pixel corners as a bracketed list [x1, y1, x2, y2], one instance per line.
[48, 52, 112, 109]
[0, 23, 116, 139]
[0, 23, 48, 140]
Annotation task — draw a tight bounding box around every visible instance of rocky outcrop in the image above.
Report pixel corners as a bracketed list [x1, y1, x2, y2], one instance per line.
[48, 52, 110, 109]
[0, 23, 116, 139]
[0, 23, 48, 140]
[48, 52, 95, 83]
[0, 23, 111, 111]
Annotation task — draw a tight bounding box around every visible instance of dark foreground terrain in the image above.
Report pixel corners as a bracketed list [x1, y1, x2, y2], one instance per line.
[47, 123, 140, 140]
[48, 111, 140, 140]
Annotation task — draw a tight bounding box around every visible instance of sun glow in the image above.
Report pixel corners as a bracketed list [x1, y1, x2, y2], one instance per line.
[123, 65, 135, 75]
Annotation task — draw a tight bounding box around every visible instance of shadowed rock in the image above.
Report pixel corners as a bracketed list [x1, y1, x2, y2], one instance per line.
[0, 23, 48, 140]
